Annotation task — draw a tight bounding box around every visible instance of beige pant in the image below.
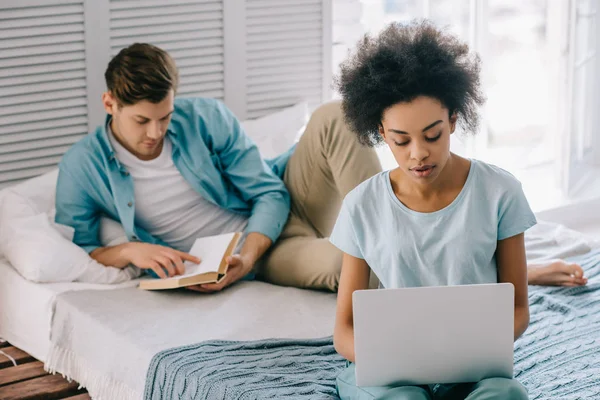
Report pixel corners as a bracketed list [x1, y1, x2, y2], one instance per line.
[256, 101, 382, 291]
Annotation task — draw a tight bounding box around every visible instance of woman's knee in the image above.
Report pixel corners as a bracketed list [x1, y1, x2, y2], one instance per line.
[472, 377, 528, 400]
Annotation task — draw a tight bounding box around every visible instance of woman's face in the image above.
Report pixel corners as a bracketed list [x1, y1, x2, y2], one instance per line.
[379, 96, 456, 186]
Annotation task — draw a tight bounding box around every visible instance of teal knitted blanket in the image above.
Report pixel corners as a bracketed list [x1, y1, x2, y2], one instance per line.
[145, 249, 600, 399]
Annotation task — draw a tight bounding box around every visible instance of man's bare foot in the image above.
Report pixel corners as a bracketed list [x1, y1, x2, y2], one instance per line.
[528, 259, 588, 287]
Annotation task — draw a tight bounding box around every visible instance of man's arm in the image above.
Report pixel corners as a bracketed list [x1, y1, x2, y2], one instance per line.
[55, 166, 199, 278]
[206, 100, 291, 243]
[55, 166, 104, 254]
[91, 242, 200, 279]
[184, 101, 290, 292]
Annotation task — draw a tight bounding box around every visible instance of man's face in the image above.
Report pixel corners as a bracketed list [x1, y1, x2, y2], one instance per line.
[102, 90, 175, 160]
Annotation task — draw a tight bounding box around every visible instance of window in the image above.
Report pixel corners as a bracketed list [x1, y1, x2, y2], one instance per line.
[333, 0, 600, 210]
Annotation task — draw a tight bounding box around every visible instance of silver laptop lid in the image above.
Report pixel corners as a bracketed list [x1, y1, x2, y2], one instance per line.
[352, 283, 514, 387]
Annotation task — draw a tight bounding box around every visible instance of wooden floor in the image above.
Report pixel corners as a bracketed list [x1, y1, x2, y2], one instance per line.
[0, 341, 89, 400]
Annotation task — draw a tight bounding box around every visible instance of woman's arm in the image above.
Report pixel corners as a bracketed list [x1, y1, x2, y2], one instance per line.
[496, 233, 530, 340]
[333, 253, 372, 362]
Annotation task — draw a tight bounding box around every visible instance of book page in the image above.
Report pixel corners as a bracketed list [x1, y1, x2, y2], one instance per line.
[159, 232, 237, 281]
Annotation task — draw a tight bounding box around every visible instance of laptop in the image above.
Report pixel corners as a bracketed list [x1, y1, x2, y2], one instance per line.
[352, 283, 514, 387]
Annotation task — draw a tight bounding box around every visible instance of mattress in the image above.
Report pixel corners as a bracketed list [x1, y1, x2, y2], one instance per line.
[0, 258, 139, 362]
[1, 218, 598, 399]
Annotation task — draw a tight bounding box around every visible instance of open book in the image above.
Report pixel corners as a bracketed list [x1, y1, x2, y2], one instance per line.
[139, 232, 242, 290]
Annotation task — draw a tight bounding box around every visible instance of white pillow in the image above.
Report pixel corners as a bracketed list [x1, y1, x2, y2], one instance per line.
[241, 102, 308, 159]
[0, 190, 139, 284]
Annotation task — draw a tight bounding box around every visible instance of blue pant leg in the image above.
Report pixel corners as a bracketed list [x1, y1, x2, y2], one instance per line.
[336, 364, 432, 400]
[464, 377, 528, 400]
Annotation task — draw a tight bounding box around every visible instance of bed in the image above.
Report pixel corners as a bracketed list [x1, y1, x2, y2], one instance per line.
[1, 166, 599, 399]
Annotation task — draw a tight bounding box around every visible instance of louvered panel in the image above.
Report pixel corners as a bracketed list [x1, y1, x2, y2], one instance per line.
[248, 54, 321, 70]
[1, 42, 85, 60]
[0, 116, 88, 137]
[246, 0, 325, 119]
[179, 65, 223, 77]
[0, 1, 88, 187]
[178, 89, 224, 99]
[247, 21, 321, 36]
[0, 126, 87, 145]
[111, 31, 223, 49]
[248, 63, 322, 79]
[111, 2, 221, 19]
[111, 21, 221, 40]
[250, 88, 323, 105]
[247, 46, 322, 61]
[0, 135, 85, 155]
[0, 145, 73, 165]
[0, 2, 83, 20]
[0, 89, 88, 108]
[1, 13, 84, 30]
[140, 39, 224, 58]
[247, 0, 321, 10]
[177, 82, 224, 94]
[248, 36, 321, 53]
[1, 79, 86, 98]
[0, 156, 65, 174]
[167, 48, 223, 62]
[110, 0, 217, 9]
[179, 76, 223, 91]
[248, 81, 322, 96]
[0, 70, 85, 89]
[248, 30, 321, 46]
[1, 33, 85, 51]
[1, 107, 87, 127]
[110, 0, 225, 101]
[0, 60, 86, 80]
[246, 4, 321, 19]
[0, 51, 85, 69]
[247, 96, 322, 120]
[0, 23, 84, 40]
[0, 98, 86, 119]
[111, 12, 221, 28]
[249, 71, 322, 87]
[248, 96, 321, 113]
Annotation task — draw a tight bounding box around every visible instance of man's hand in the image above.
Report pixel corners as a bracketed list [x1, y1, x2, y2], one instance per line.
[121, 243, 200, 279]
[187, 254, 253, 293]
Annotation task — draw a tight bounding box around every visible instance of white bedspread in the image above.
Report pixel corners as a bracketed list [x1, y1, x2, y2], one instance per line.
[1, 219, 598, 400]
[46, 281, 337, 400]
[0, 258, 139, 361]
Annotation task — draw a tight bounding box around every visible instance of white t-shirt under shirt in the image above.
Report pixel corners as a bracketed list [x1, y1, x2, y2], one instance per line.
[109, 128, 248, 253]
[330, 159, 537, 289]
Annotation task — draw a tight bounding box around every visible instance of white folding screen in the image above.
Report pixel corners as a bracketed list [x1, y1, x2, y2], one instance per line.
[0, 0, 89, 188]
[244, 0, 331, 119]
[110, 1, 226, 100]
[0, 0, 332, 188]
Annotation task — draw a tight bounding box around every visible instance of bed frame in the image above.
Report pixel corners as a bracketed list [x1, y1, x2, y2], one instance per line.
[0, 341, 89, 400]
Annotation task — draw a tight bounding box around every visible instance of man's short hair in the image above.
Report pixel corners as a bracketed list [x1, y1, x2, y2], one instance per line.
[104, 43, 179, 106]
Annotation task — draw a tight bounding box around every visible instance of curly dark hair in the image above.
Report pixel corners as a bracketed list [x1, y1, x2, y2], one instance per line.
[335, 20, 485, 146]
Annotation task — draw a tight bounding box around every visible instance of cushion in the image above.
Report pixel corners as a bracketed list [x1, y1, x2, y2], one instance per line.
[241, 102, 308, 159]
[0, 189, 139, 284]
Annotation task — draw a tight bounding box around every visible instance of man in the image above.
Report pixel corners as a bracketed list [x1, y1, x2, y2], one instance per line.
[55, 43, 380, 293]
[56, 43, 586, 292]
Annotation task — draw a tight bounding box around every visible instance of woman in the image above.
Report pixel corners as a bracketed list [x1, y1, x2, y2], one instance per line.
[331, 21, 533, 399]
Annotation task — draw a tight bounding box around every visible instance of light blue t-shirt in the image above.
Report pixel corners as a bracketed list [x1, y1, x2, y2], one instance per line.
[329, 159, 537, 289]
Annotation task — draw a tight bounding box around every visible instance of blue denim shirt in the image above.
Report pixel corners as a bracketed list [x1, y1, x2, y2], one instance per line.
[55, 97, 293, 253]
